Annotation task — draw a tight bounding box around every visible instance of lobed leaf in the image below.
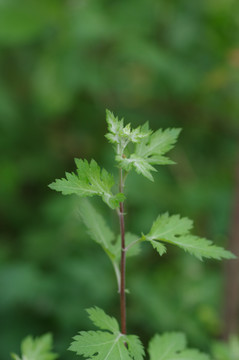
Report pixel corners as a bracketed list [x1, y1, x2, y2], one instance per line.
[132, 127, 180, 181]
[11, 333, 57, 360]
[49, 159, 125, 209]
[127, 335, 146, 360]
[135, 128, 181, 161]
[105, 110, 151, 154]
[147, 213, 193, 240]
[69, 307, 144, 360]
[144, 213, 235, 260]
[148, 332, 209, 360]
[163, 235, 235, 261]
[114, 118, 181, 181]
[70, 331, 132, 360]
[105, 111, 180, 180]
[86, 307, 119, 333]
[116, 154, 157, 181]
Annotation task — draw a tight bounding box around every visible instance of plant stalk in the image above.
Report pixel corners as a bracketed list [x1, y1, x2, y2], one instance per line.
[119, 168, 126, 334]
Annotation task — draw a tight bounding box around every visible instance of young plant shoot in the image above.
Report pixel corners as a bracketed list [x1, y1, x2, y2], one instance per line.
[48, 110, 235, 360]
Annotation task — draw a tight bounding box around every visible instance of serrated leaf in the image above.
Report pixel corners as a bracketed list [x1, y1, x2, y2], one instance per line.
[106, 110, 151, 154]
[164, 235, 235, 261]
[105, 111, 179, 180]
[145, 213, 235, 260]
[147, 213, 193, 240]
[12, 333, 57, 360]
[127, 335, 146, 360]
[70, 331, 132, 360]
[78, 199, 115, 252]
[69, 307, 144, 360]
[132, 127, 180, 180]
[49, 159, 125, 209]
[105, 109, 124, 145]
[116, 155, 156, 181]
[116, 126, 181, 180]
[135, 128, 181, 160]
[150, 239, 167, 256]
[148, 333, 210, 360]
[86, 307, 119, 333]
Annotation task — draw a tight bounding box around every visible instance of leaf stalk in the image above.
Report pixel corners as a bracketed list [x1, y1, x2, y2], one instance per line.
[125, 237, 143, 252]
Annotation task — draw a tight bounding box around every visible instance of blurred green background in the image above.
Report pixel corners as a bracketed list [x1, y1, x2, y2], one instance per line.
[1, 0, 239, 358]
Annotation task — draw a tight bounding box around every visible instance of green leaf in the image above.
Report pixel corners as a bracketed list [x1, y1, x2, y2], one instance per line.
[70, 331, 132, 360]
[144, 213, 236, 260]
[173, 349, 211, 360]
[78, 199, 115, 253]
[49, 159, 125, 209]
[149, 333, 186, 360]
[148, 332, 209, 360]
[117, 122, 181, 181]
[105, 112, 180, 180]
[134, 127, 181, 180]
[78, 200, 140, 253]
[105, 109, 124, 146]
[147, 213, 193, 239]
[164, 235, 236, 261]
[212, 335, 239, 360]
[127, 335, 146, 360]
[11, 333, 57, 360]
[135, 128, 181, 162]
[77, 200, 122, 290]
[150, 239, 167, 256]
[116, 154, 157, 181]
[78, 200, 141, 260]
[69, 307, 145, 360]
[77, 201, 141, 292]
[105, 110, 151, 154]
[86, 307, 119, 333]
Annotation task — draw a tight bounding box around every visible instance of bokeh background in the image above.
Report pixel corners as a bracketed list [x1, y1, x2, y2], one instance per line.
[1, 0, 239, 358]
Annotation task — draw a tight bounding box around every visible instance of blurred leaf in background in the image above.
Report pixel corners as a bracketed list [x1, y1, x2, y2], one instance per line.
[11, 333, 57, 360]
[212, 336, 239, 360]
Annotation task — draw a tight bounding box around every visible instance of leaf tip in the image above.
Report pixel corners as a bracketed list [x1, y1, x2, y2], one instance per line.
[48, 182, 55, 190]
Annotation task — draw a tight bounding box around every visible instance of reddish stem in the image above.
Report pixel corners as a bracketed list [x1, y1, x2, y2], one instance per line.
[119, 168, 126, 334]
